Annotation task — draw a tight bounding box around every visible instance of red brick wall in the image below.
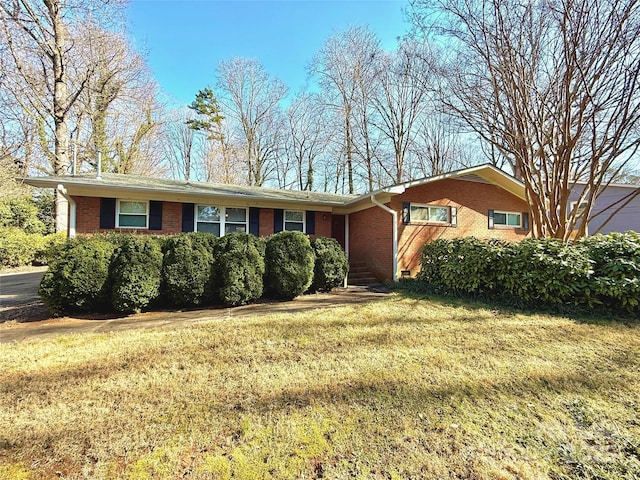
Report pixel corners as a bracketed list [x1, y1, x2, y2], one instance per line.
[73, 196, 184, 235]
[349, 179, 531, 281]
[74, 197, 334, 241]
[75, 196, 101, 233]
[349, 206, 394, 280]
[161, 202, 182, 233]
[313, 211, 332, 238]
[259, 208, 274, 237]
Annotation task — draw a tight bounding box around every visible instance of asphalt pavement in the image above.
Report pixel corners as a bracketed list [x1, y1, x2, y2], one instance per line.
[0, 268, 46, 308]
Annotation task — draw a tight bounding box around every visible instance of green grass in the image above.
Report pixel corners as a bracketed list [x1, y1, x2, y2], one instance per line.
[1, 294, 639, 479]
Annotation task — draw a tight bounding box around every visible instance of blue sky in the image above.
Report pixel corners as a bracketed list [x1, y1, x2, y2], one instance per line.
[127, 0, 410, 106]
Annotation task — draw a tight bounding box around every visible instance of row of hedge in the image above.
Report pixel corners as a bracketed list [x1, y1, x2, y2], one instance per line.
[418, 232, 639, 314]
[0, 227, 66, 268]
[39, 231, 349, 315]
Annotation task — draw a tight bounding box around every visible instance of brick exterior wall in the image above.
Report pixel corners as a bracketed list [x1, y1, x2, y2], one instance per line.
[161, 202, 183, 233]
[75, 196, 101, 233]
[74, 196, 333, 240]
[314, 211, 332, 238]
[349, 179, 531, 281]
[259, 208, 274, 237]
[74, 177, 528, 282]
[349, 206, 394, 281]
[73, 196, 185, 235]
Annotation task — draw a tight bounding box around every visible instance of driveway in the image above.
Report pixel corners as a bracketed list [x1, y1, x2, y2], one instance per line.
[0, 268, 47, 307]
[0, 269, 393, 343]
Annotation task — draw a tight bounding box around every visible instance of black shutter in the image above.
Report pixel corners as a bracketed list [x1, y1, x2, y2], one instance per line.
[100, 198, 116, 229]
[249, 207, 260, 236]
[522, 212, 530, 231]
[182, 203, 194, 232]
[488, 209, 495, 229]
[306, 211, 315, 235]
[402, 202, 410, 224]
[450, 207, 458, 227]
[274, 209, 284, 233]
[149, 201, 163, 231]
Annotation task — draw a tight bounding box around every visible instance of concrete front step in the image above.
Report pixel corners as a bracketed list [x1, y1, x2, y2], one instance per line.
[348, 277, 378, 286]
[348, 262, 377, 285]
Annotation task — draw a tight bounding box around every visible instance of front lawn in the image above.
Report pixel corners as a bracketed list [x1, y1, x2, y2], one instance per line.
[1, 294, 639, 479]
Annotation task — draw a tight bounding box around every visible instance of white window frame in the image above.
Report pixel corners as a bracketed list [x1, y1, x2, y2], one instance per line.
[195, 205, 248, 236]
[116, 200, 149, 229]
[195, 205, 222, 236]
[284, 210, 306, 232]
[493, 210, 522, 228]
[409, 203, 451, 224]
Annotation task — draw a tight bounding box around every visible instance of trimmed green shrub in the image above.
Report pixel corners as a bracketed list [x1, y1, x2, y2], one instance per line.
[161, 233, 215, 307]
[265, 231, 315, 300]
[215, 233, 265, 306]
[33, 231, 67, 266]
[497, 238, 592, 306]
[417, 238, 453, 288]
[419, 235, 640, 313]
[38, 237, 116, 315]
[0, 228, 64, 268]
[0, 227, 38, 267]
[441, 237, 507, 295]
[581, 231, 640, 312]
[310, 237, 348, 292]
[110, 235, 163, 313]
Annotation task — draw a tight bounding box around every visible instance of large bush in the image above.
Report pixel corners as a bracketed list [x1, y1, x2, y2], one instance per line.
[497, 238, 592, 306]
[419, 235, 639, 313]
[33, 232, 67, 266]
[215, 233, 265, 307]
[581, 231, 640, 312]
[109, 235, 163, 313]
[265, 231, 315, 300]
[0, 196, 47, 234]
[0, 227, 38, 267]
[161, 233, 216, 307]
[39, 237, 116, 315]
[0, 227, 64, 268]
[310, 237, 348, 292]
[441, 237, 507, 295]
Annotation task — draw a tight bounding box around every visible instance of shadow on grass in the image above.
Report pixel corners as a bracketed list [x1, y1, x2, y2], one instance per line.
[4, 346, 637, 462]
[393, 283, 640, 326]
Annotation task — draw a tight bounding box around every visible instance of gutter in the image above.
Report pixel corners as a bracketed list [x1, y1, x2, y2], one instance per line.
[370, 194, 398, 282]
[57, 184, 76, 238]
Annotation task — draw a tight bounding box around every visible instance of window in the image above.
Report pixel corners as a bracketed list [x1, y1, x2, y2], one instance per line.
[225, 207, 247, 234]
[196, 205, 221, 235]
[409, 204, 450, 223]
[284, 210, 305, 232]
[117, 200, 148, 228]
[195, 205, 247, 236]
[494, 211, 522, 227]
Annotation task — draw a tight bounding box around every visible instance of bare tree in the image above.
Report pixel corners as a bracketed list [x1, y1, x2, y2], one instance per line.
[216, 58, 288, 187]
[370, 40, 432, 183]
[283, 92, 330, 191]
[0, 0, 125, 230]
[164, 108, 197, 181]
[310, 26, 381, 193]
[411, 0, 640, 240]
[200, 121, 245, 184]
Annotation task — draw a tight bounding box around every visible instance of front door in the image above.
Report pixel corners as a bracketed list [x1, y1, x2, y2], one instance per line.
[331, 214, 346, 250]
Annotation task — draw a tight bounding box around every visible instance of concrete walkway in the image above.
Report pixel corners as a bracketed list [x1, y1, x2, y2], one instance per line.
[0, 285, 393, 344]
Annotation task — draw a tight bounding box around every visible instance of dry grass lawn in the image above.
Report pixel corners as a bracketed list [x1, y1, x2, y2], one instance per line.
[1, 293, 639, 479]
